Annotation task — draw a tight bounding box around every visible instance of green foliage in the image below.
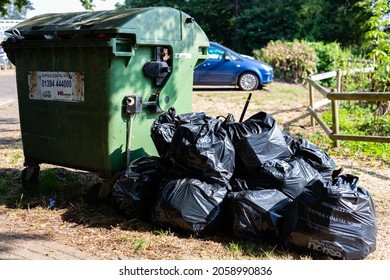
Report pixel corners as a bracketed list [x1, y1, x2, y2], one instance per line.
[119, 0, 236, 48]
[79, 0, 95, 10]
[0, 0, 31, 17]
[235, 0, 299, 54]
[316, 101, 390, 164]
[310, 42, 352, 74]
[228, 240, 277, 259]
[133, 238, 148, 253]
[294, 0, 372, 49]
[0, 0, 98, 17]
[14, 193, 23, 209]
[1, 0, 380, 58]
[14, 168, 86, 209]
[308, 41, 355, 87]
[0, 177, 10, 195]
[235, 0, 373, 53]
[363, 0, 390, 93]
[341, 63, 374, 93]
[117, 0, 375, 55]
[255, 39, 317, 82]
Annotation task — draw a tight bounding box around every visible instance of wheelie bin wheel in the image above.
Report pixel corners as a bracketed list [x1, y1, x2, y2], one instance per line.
[85, 182, 104, 206]
[21, 165, 40, 188]
[85, 171, 125, 206]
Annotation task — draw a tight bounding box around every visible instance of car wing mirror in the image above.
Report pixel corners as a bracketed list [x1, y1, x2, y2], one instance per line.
[224, 51, 231, 61]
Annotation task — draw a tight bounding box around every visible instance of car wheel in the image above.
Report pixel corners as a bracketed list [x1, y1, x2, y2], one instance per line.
[238, 72, 259, 91]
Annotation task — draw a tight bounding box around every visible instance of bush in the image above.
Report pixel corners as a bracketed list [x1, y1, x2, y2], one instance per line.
[254, 40, 317, 83]
[309, 42, 352, 74]
[256, 40, 359, 86]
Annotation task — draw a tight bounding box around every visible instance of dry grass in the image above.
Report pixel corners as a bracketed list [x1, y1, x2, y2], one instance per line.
[1, 81, 389, 260]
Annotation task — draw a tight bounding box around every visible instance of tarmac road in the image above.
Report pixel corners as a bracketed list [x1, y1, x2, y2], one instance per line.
[0, 70, 20, 143]
[0, 70, 17, 107]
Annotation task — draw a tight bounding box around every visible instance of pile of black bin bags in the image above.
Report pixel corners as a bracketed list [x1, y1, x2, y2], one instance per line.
[110, 107, 377, 260]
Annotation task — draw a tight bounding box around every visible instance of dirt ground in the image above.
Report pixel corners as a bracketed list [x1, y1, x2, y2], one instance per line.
[0, 74, 389, 260]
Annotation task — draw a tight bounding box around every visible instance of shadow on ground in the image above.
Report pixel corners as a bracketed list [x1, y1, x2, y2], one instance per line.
[0, 233, 47, 256]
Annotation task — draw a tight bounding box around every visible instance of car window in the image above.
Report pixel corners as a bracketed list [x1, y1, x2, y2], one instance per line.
[208, 45, 241, 61]
[228, 52, 240, 61]
[208, 45, 225, 60]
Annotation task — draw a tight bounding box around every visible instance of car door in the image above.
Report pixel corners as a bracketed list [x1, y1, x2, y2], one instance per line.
[194, 45, 242, 85]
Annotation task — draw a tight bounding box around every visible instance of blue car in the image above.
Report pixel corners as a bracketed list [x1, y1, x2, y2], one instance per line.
[193, 42, 273, 91]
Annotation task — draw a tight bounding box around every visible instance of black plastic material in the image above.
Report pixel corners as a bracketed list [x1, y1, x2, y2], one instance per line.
[294, 138, 336, 181]
[110, 156, 166, 221]
[150, 107, 214, 158]
[167, 116, 235, 186]
[110, 109, 378, 260]
[243, 157, 324, 199]
[229, 189, 292, 242]
[283, 174, 377, 259]
[152, 177, 228, 237]
[222, 111, 293, 175]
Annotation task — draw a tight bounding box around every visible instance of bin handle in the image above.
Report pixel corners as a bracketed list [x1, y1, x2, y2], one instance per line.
[4, 28, 24, 42]
[111, 38, 135, 57]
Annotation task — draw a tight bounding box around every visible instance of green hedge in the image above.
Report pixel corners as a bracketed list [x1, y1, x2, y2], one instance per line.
[255, 40, 354, 84]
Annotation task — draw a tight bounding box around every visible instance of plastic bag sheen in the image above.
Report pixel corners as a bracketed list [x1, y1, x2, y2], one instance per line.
[243, 157, 324, 199]
[222, 111, 293, 175]
[167, 118, 235, 185]
[229, 189, 292, 242]
[283, 174, 377, 259]
[111, 156, 165, 221]
[150, 107, 214, 157]
[153, 177, 228, 237]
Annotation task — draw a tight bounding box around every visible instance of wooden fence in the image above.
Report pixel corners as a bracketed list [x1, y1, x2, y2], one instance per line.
[306, 68, 390, 148]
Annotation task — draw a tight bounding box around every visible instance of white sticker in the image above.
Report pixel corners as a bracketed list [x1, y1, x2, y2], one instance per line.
[174, 53, 192, 59]
[28, 71, 85, 102]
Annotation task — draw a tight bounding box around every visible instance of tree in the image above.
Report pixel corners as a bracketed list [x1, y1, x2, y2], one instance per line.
[118, 0, 236, 48]
[363, 0, 390, 117]
[0, 0, 31, 17]
[0, 0, 96, 17]
[235, 0, 375, 54]
[118, 0, 377, 55]
[235, 0, 301, 54]
[2, 0, 387, 57]
[297, 0, 373, 49]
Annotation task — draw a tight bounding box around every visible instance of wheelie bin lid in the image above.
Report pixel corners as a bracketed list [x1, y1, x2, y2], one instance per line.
[4, 7, 208, 44]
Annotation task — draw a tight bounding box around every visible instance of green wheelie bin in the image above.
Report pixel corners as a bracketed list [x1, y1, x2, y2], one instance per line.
[2, 7, 209, 191]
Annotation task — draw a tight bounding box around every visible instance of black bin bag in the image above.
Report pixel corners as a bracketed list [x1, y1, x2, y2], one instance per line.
[150, 107, 214, 157]
[167, 118, 235, 186]
[222, 111, 292, 175]
[111, 156, 166, 221]
[294, 138, 336, 181]
[229, 189, 292, 242]
[152, 177, 228, 237]
[244, 158, 324, 200]
[283, 174, 377, 259]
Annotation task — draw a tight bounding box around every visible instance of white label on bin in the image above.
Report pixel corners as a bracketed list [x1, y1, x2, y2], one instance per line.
[28, 71, 85, 102]
[174, 53, 192, 59]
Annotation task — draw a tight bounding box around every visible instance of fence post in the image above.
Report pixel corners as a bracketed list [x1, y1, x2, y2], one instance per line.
[309, 83, 315, 126]
[332, 70, 342, 148]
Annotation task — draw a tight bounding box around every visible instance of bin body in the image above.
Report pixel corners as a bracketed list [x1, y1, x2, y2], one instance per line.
[3, 7, 209, 178]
